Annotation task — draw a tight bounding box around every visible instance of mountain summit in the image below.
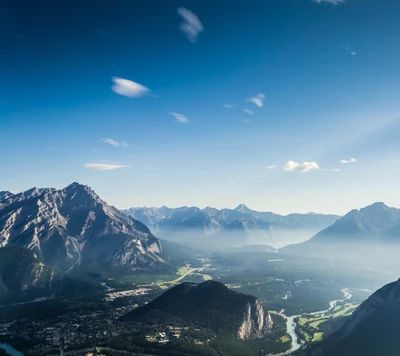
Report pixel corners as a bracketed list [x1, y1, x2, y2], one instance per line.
[234, 204, 254, 214]
[307, 202, 400, 244]
[281, 202, 400, 261]
[0, 182, 163, 271]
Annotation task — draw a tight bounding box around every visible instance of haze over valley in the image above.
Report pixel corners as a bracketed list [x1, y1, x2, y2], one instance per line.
[124, 204, 340, 249]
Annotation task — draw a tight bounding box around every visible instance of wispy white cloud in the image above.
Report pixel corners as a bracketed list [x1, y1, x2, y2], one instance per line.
[284, 161, 320, 172]
[333, 168, 340, 172]
[223, 104, 234, 109]
[102, 138, 129, 147]
[111, 77, 150, 98]
[340, 158, 356, 164]
[242, 108, 254, 115]
[312, 0, 345, 4]
[177, 8, 203, 43]
[345, 47, 357, 56]
[266, 165, 276, 170]
[168, 112, 190, 124]
[247, 93, 265, 107]
[84, 163, 130, 171]
[241, 117, 254, 124]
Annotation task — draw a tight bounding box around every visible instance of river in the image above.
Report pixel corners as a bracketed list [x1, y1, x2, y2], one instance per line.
[0, 343, 24, 356]
[272, 288, 353, 355]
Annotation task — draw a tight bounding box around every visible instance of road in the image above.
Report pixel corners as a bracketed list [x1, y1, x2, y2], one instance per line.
[161, 264, 210, 286]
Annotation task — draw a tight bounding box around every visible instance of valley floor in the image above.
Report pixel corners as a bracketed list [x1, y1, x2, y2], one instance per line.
[1, 249, 391, 356]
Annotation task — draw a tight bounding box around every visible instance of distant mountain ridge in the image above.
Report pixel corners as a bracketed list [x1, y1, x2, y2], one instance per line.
[0, 183, 164, 272]
[310, 202, 400, 243]
[124, 204, 340, 248]
[280, 202, 400, 263]
[283, 202, 400, 251]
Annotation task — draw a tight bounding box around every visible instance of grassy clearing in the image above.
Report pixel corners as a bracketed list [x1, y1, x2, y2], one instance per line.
[331, 303, 358, 317]
[280, 335, 291, 343]
[296, 303, 359, 345]
[313, 332, 323, 342]
[298, 317, 308, 326]
[309, 317, 328, 329]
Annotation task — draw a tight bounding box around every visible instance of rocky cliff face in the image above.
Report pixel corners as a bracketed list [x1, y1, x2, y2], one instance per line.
[238, 299, 274, 339]
[0, 183, 164, 271]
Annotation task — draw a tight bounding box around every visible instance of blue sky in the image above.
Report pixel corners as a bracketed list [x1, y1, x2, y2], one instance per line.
[1, 0, 399, 214]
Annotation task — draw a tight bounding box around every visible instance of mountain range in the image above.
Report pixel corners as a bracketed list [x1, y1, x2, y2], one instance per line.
[124, 205, 340, 248]
[0, 183, 164, 272]
[300, 278, 400, 356]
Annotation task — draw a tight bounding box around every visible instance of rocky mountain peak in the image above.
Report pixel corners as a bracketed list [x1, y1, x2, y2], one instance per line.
[59, 182, 105, 210]
[234, 204, 253, 214]
[345, 202, 394, 218]
[0, 183, 163, 271]
[0, 191, 14, 202]
[64, 182, 96, 194]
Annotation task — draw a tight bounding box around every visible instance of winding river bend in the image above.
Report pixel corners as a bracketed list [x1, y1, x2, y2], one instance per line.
[272, 288, 353, 355]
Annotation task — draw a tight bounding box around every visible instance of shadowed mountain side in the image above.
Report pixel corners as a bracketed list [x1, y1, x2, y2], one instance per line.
[0, 246, 102, 305]
[298, 278, 400, 356]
